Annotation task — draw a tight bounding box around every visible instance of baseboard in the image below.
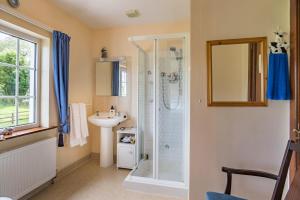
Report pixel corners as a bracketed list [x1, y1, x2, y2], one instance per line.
[56, 154, 92, 181]
[90, 152, 100, 160]
[90, 153, 116, 163]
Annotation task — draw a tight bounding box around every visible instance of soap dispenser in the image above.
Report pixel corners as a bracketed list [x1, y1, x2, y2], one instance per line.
[110, 106, 116, 117]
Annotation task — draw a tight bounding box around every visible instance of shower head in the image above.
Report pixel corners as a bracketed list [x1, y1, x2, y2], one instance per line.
[169, 47, 183, 60]
[170, 47, 177, 52]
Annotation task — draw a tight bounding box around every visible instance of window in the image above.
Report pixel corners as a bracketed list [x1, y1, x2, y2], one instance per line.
[0, 27, 39, 130]
[119, 66, 127, 97]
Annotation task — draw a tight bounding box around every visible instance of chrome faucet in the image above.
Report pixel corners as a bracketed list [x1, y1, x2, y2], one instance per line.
[96, 111, 100, 116]
[110, 105, 117, 112]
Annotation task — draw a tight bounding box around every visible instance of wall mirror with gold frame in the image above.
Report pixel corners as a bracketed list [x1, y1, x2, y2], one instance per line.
[207, 37, 268, 106]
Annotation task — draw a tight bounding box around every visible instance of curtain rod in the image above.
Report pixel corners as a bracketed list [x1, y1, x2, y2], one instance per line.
[0, 4, 54, 33]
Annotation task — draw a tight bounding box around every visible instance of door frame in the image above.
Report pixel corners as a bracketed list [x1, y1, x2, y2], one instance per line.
[290, 0, 300, 180]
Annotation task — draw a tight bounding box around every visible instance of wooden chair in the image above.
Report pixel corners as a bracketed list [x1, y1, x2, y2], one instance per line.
[206, 140, 300, 200]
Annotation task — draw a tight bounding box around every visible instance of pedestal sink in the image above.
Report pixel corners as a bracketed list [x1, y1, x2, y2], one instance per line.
[88, 112, 127, 167]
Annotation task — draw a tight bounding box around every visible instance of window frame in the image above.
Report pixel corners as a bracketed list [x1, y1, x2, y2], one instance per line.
[0, 24, 41, 131]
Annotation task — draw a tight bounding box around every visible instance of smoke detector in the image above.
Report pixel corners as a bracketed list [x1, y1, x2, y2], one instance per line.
[126, 9, 140, 18]
[7, 0, 20, 8]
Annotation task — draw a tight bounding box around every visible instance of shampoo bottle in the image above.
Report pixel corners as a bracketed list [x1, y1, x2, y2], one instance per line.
[110, 106, 116, 117]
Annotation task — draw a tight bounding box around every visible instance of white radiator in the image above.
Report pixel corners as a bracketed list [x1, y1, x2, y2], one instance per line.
[0, 137, 56, 200]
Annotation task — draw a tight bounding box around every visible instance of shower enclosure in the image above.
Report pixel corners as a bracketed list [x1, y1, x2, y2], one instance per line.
[125, 33, 189, 198]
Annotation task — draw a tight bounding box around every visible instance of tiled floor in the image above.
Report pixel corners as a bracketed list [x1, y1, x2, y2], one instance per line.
[32, 160, 183, 200]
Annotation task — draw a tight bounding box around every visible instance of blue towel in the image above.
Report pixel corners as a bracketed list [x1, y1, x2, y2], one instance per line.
[267, 53, 291, 100]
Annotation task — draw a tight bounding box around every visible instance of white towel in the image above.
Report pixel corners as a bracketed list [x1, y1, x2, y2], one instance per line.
[69, 103, 89, 147]
[69, 104, 81, 147]
[79, 103, 89, 146]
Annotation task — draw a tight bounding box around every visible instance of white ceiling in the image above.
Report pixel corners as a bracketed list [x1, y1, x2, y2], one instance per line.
[49, 0, 190, 29]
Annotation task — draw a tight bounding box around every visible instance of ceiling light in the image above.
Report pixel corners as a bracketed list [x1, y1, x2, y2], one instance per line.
[126, 9, 140, 18]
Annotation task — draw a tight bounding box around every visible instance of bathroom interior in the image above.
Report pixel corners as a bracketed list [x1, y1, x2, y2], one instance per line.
[0, 0, 297, 200]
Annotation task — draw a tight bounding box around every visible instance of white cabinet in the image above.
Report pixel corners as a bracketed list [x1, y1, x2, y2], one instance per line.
[117, 128, 136, 169]
[117, 144, 136, 169]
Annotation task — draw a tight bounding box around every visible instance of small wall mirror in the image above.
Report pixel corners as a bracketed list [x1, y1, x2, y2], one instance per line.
[207, 37, 268, 106]
[96, 61, 127, 96]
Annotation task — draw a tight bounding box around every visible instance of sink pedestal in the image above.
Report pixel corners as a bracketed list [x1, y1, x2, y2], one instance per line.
[88, 112, 127, 168]
[100, 127, 114, 167]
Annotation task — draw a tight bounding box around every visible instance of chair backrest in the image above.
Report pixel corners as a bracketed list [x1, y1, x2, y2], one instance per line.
[271, 140, 300, 200]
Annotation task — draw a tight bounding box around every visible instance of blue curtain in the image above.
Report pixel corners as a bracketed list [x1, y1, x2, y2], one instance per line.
[112, 61, 120, 96]
[53, 31, 71, 147]
[267, 53, 291, 100]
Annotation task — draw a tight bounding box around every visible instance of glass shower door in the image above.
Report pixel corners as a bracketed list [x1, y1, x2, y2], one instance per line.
[134, 40, 155, 179]
[156, 38, 186, 182]
[131, 35, 187, 184]
[137, 49, 145, 167]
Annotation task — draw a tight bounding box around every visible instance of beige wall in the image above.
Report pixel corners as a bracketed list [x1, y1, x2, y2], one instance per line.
[0, 0, 94, 171]
[91, 21, 190, 154]
[190, 0, 289, 199]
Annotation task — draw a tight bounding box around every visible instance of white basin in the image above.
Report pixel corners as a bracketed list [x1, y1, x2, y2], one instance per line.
[88, 112, 127, 128]
[88, 112, 127, 168]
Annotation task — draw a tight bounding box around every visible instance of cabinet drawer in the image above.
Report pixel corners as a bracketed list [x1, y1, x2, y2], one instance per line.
[117, 144, 135, 169]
